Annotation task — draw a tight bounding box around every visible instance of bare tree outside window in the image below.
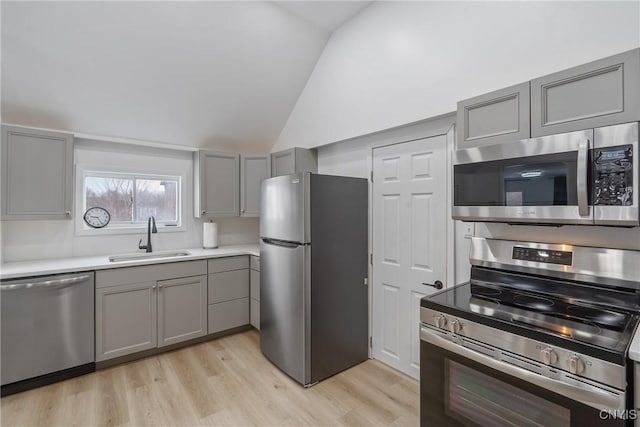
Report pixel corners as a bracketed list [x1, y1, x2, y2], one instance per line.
[84, 173, 180, 227]
[135, 179, 178, 222]
[85, 176, 133, 222]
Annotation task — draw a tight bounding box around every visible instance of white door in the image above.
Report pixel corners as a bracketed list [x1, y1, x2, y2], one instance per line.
[372, 135, 448, 379]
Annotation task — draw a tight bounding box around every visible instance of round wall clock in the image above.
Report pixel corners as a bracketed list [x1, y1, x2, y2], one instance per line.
[83, 207, 111, 228]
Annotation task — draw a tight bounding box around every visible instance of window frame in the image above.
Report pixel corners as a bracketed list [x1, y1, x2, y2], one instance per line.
[75, 164, 186, 236]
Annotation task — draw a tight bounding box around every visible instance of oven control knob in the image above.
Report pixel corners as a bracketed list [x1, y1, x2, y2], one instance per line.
[567, 356, 585, 375]
[541, 347, 558, 365]
[434, 314, 447, 329]
[449, 319, 462, 335]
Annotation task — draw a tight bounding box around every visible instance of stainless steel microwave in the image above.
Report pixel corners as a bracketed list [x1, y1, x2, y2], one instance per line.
[453, 122, 638, 226]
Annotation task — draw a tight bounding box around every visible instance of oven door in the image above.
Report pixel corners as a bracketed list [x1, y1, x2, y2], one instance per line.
[420, 327, 630, 427]
[453, 129, 593, 225]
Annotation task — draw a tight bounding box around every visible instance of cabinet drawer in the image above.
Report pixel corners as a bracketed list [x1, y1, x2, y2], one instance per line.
[250, 255, 260, 271]
[531, 48, 640, 137]
[207, 256, 249, 273]
[96, 260, 207, 288]
[208, 270, 249, 304]
[250, 269, 260, 300]
[250, 298, 260, 330]
[457, 82, 530, 149]
[208, 298, 249, 334]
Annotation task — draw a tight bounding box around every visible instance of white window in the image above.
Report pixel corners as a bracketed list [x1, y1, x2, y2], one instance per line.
[81, 171, 182, 231]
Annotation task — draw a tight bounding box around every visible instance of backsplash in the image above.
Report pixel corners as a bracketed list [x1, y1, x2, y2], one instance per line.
[0, 217, 259, 263]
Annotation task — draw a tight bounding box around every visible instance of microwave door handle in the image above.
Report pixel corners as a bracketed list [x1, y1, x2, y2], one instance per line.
[577, 139, 590, 217]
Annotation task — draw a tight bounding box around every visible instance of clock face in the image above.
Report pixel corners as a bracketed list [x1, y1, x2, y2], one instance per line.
[83, 207, 111, 228]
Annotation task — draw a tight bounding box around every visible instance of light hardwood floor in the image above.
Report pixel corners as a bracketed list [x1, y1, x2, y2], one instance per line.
[1, 330, 419, 426]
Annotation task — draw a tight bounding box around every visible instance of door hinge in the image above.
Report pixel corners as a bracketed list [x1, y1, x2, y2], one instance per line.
[364, 277, 368, 286]
[370, 253, 373, 265]
[370, 170, 373, 182]
[369, 336, 372, 348]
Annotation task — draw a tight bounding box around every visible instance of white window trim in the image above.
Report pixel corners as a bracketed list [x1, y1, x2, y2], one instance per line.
[75, 163, 187, 236]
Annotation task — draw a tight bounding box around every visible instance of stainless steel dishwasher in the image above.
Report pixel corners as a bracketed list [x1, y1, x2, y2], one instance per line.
[1, 272, 95, 395]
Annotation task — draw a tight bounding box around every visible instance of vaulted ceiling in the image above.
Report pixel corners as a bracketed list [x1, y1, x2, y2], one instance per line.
[1, 1, 371, 152]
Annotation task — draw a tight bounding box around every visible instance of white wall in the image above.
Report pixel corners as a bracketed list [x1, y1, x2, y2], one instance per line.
[274, 1, 640, 151]
[1, 141, 259, 263]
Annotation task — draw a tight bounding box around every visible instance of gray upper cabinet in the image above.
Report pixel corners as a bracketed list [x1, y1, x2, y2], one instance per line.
[456, 82, 531, 149]
[1, 125, 73, 220]
[240, 154, 270, 217]
[270, 147, 317, 177]
[194, 150, 240, 218]
[531, 48, 640, 137]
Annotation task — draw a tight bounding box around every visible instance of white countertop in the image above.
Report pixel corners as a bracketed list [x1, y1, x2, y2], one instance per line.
[0, 244, 260, 280]
[630, 325, 640, 362]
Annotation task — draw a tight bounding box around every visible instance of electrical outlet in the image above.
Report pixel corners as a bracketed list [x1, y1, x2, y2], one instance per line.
[464, 223, 475, 238]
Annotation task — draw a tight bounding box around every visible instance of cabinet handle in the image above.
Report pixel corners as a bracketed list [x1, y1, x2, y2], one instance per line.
[158, 284, 163, 289]
[65, 211, 71, 216]
[152, 285, 157, 290]
[202, 210, 206, 215]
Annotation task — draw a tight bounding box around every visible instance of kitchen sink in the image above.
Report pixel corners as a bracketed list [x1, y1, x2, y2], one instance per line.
[108, 251, 191, 263]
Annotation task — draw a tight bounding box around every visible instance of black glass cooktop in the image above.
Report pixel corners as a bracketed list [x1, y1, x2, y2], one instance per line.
[421, 267, 640, 364]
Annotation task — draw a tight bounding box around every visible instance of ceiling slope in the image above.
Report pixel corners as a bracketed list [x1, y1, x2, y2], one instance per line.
[1, 1, 331, 152]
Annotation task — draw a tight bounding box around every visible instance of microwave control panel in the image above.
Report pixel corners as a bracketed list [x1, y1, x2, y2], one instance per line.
[592, 144, 633, 206]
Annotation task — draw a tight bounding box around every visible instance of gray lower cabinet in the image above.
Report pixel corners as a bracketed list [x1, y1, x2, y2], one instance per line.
[456, 82, 530, 149]
[96, 281, 157, 361]
[207, 256, 250, 334]
[240, 154, 270, 217]
[95, 260, 207, 362]
[270, 147, 317, 177]
[194, 150, 240, 218]
[531, 48, 640, 137]
[250, 255, 260, 330]
[1, 125, 73, 220]
[157, 275, 207, 347]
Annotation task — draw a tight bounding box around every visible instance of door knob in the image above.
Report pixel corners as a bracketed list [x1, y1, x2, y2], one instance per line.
[423, 280, 443, 290]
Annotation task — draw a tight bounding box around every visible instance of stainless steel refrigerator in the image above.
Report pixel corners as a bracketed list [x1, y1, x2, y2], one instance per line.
[260, 172, 368, 386]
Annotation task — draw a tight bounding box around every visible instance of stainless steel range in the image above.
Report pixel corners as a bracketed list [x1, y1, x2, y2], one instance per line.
[420, 238, 640, 427]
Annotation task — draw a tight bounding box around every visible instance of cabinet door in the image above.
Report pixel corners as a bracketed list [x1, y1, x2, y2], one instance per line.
[208, 269, 249, 304]
[250, 255, 260, 272]
[271, 149, 295, 177]
[194, 150, 240, 217]
[208, 298, 249, 334]
[157, 275, 207, 347]
[250, 269, 260, 330]
[96, 282, 157, 361]
[240, 154, 270, 217]
[531, 48, 640, 137]
[456, 82, 530, 149]
[270, 148, 317, 177]
[250, 269, 260, 300]
[1, 125, 73, 220]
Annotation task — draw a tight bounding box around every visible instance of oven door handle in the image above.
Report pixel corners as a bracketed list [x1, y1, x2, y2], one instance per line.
[420, 327, 625, 412]
[577, 138, 590, 217]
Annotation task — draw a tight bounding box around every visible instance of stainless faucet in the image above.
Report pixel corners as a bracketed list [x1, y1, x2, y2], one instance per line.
[138, 216, 157, 253]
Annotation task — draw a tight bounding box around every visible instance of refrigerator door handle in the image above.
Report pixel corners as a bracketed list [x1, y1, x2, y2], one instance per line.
[261, 238, 301, 248]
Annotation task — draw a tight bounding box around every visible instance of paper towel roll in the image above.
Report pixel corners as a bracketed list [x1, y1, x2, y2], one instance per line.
[203, 221, 218, 249]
